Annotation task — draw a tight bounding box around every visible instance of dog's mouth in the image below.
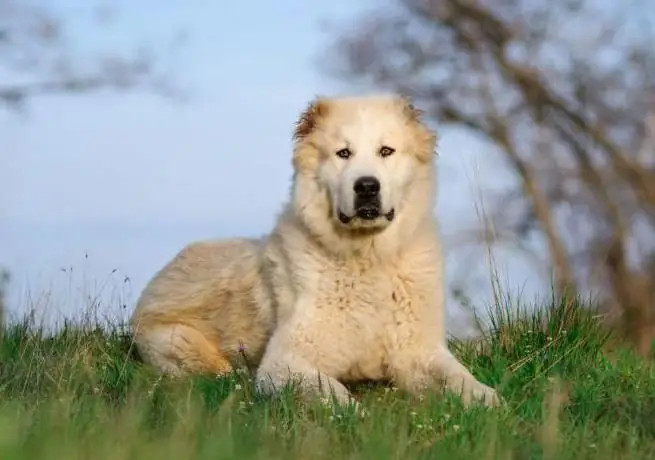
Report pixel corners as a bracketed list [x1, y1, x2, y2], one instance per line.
[338, 208, 395, 224]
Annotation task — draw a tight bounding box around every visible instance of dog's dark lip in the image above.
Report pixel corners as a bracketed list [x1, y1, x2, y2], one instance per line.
[356, 207, 380, 220]
[338, 212, 352, 224]
[338, 208, 396, 223]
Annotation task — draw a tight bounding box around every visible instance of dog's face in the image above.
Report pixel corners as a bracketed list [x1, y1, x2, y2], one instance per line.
[292, 95, 436, 231]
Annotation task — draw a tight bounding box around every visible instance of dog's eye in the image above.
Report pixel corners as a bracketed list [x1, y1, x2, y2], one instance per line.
[379, 146, 395, 157]
[336, 148, 352, 159]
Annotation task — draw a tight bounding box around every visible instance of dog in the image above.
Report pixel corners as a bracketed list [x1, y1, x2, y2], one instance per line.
[130, 94, 500, 407]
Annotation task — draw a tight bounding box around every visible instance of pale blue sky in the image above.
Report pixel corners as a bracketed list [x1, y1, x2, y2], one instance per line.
[1, 0, 542, 331]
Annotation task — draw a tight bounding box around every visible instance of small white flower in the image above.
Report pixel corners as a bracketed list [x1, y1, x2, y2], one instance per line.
[234, 384, 242, 391]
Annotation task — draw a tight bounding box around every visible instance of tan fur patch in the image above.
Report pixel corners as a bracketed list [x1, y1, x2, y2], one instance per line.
[398, 97, 437, 163]
[293, 97, 330, 141]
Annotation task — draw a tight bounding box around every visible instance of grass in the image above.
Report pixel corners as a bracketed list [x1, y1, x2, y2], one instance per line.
[0, 296, 654, 459]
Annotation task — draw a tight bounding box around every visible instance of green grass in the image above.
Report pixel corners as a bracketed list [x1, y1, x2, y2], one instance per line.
[1, 297, 654, 459]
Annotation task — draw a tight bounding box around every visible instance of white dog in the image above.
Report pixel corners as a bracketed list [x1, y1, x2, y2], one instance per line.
[130, 94, 500, 408]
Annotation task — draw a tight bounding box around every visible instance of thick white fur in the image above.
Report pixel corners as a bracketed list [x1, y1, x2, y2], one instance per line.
[130, 94, 499, 407]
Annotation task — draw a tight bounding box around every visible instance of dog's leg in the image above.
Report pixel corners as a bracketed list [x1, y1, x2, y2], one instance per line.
[389, 345, 500, 407]
[255, 335, 354, 406]
[133, 323, 233, 376]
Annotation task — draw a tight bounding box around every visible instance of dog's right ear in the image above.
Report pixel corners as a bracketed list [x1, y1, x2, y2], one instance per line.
[294, 97, 329, 141]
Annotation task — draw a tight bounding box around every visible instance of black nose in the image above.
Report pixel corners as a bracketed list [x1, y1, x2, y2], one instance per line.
[353, 176, 380, 197]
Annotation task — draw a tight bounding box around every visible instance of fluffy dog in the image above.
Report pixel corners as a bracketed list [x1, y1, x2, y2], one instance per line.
[130, 94, 499, 407]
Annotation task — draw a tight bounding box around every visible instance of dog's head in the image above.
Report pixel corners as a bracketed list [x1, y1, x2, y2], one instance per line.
[292, 94, 437, 233]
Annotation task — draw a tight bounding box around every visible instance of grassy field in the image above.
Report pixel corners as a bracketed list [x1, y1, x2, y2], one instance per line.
[0, 297, 654, 460]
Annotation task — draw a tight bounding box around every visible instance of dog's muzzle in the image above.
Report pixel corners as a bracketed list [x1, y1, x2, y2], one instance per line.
[338, 176, 396, 224]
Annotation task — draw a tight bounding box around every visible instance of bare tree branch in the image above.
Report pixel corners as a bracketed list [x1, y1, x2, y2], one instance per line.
[0, 0, 181, 110]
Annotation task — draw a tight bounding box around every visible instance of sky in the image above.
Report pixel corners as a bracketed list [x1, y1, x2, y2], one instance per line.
[1, 0, 545, 332]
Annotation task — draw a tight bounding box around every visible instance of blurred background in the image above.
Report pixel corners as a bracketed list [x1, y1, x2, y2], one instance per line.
[1, 0, 654, 353]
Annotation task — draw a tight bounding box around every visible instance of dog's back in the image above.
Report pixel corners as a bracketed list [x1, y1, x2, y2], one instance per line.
[130, 237, 272, 375]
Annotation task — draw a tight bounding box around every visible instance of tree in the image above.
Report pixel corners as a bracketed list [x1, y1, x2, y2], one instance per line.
[0, 0, 180, 110]
[326, 0, 655, 354]
[1, 0, 181, 322]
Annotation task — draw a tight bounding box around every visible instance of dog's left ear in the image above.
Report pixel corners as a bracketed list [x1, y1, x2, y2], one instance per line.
[399, 96, 425, 123]
[294, 97, 330, 141]
[399, 96, 438, 160]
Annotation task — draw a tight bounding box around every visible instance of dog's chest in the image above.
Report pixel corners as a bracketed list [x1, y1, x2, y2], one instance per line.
[311, 265, 419, 380]
[317, 264, 406, 314]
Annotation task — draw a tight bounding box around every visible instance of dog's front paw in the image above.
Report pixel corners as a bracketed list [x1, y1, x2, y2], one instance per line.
[467, 381, 501, 407]
[446, 375, 501, 408]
